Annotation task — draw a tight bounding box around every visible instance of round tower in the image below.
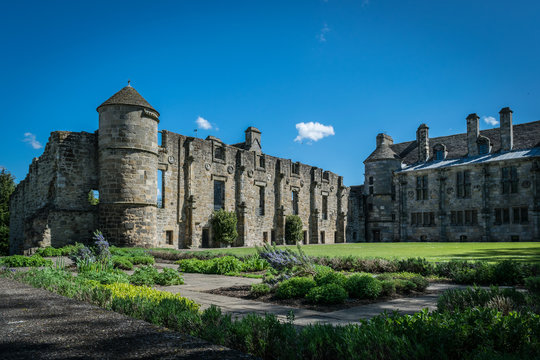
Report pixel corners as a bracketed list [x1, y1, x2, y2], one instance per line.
[96, 83, 160, 247]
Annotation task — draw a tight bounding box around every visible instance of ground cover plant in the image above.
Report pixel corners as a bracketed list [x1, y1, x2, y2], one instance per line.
[2, 266, 540, 360]
[176, 254, 268, 275]
[0, 254, 53, 267]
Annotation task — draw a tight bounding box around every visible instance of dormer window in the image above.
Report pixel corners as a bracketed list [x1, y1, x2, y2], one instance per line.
[477, 136, 491, 155]
[433, 144, 447, 161]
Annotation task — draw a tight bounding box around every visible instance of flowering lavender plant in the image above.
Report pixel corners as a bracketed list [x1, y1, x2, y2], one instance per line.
[93, 230, 111, 264]
[257, 243, 314, 277]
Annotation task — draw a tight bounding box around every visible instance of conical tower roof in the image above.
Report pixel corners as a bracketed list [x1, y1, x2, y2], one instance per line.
[364, 145, 401, 163]
[97, 84, 159, 115]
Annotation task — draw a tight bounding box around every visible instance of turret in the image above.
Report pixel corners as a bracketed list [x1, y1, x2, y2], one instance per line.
[96, 83, 160, 246]
[245, 126, 262, 153]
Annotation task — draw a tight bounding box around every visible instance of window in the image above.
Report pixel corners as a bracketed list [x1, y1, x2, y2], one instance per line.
[460, 235, 468, 242]
[369, 186, 374, 195]
[513, 207, 529, 224]
[416, 175, 428, 200]
[166, 231, 173, 245]
[303, 230, 308, 244]
[320, 231, 325, 244]
[157, 170, 164, 208]
[292, 162, 300, 175]
[478, 143, 489, 155]
[214, 180, 225, 210]
[258, 186, 265, 216]
[502, 167, 518, 194]
[258, 155, 265, 169]
[214, 146, 225, 161]
[411, 212, 434, 226]
[88, 190, 99, 205]
[322, 195, 328, 220]
[435, 150, 444, 160]
[495, 207, 528, 225]
[464, 210, 478, 225]
[323, 171, 329, 181]
[368, 176, 374, 185]
[263, 232, 268, 243]
[391, 185, 396, 201]
[391, 213, 396, 221]
[457, 170, 471, 198]
[292, 191, 299, 215]
[503, 208, 510, 224]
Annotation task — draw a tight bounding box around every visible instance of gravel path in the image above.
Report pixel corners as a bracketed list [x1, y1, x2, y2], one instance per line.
[0, 277, 253, 360]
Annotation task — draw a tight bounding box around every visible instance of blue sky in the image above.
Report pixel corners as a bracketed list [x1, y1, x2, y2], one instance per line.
[1, 0, 539, 186]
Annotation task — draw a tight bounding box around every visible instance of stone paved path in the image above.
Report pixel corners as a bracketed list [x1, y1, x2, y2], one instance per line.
[0, 277, 253, 360]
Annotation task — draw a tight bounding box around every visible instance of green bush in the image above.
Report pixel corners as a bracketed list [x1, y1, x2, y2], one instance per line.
[250, 283, 272, 297]
[0, 254, 53, 267]
[155, 267, 184, 286]
[112, 256, 134, 270]
[314, 268, 347, 287]
[344, 274, 382, 299]
[525, 276, 540, 296]
[129, 265, 160, 286]
[306, 283, 348, 304]
[209, 256, 243, 274]
[438, 286, 529, 313]
[285, 215, 303, 244]
[380, 280, 396, 296]
[397, 257, 434, 276]
[211, 209, 238, 244]
[394, 279, 416, 294]
[35, 244, 84, 257]
[78, 269, 129, 285]
[176, 258, 211, 273]
[493, 260, 525, 286]
[130, 255, 155, 265]
[410, 275, 429, 292]
[241, 254, 268, 272]
[276, 277, 316, 299]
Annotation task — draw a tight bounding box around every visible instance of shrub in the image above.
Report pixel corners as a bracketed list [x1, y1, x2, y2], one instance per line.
[211, 209, 238, 244]
[257, 243, 314, 276]
[176, 258, 211, 273]
[525, 276, 540, 296]
[492, 260, 525, 286]
[344, 274, 382, 299]
[241, 254, 268, 272]
[394, 279, 416, 294]
[0, 254, 53, 267]
[306, 283, 348, 304]
[276, 277, 316, 299]
[129, 265, 160, 286]
[380, 280, 396, 296]
[410, 275, 429, 292]
[112, 256, 134, 270]
[314, 268, 347, 287]
[285, 215, 303, 244]
[155, 267, 184, 286]
[250, 283, 271, 297]
[397, 257, 434, 276]
[35, 243, 84, 257]
[437, 286, 529, 313]
[130, 256, 155, 265]
[209, 256, 243, 274]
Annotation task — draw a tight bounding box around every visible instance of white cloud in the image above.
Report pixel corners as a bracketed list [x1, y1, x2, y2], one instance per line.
[294, 122, 335, 143]
[23, 132, 42, 149]
[196, 116, 213, 130]
[317, 23, 330, 42]
[483, 116, 499, 126]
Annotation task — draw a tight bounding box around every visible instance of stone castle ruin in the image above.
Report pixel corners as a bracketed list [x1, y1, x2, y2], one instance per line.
[9, 85, 349, 253]
[9, 85, 540, 253]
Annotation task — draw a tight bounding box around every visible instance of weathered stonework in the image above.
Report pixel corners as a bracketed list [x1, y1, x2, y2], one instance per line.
[9, 85, 348, 253]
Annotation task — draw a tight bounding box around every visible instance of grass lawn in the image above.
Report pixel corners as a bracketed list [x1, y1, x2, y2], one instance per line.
[154, 242, 540, 263]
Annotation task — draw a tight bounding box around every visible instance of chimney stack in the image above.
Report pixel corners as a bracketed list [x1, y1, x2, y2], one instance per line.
[416, 124, 429, 162]
[376, 133, 394, 148]
[466, 113, 480, 156]
[244, 126, 262, 153]
[499, 107, 513, 151]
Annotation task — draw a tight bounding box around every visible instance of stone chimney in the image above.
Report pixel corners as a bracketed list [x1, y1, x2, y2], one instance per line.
[416, 124, 429, 162]
[499, 107, 513, 151]
[244, 126, 261, 153]
[466, 113, 480, 156]
[376, 133, 393, 148]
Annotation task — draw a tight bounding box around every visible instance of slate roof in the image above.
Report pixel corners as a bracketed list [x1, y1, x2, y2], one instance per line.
[364, 144, 401, 163]
[97, 85, 159, 115]
[388, 120, 540, 165]
[400, 147, 540, 172]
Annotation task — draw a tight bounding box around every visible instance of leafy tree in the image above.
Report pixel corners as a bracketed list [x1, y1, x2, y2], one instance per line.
[211, 209, 238, 245]
[285, 215, 303, 244]
[0, 169, 16, 255]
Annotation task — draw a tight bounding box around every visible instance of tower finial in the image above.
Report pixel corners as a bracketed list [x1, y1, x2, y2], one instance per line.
[127, 79, 131, 87]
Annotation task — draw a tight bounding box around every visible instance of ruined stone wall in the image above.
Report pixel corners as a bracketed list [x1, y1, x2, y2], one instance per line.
[9, 131, 98, 254]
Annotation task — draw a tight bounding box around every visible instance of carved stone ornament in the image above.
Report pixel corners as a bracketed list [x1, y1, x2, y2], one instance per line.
[168, 156, 175, 164]
[408, 191, 415, 199]
[227, 165, 234, 174]
[522, 180, 531, 188]
[286, 178, 290, 185]
[205, 163, 211, 171]
[330, 186, 335, 192]
[300, 180, 305, 187]
[267, 174, 272, 181]
[248, 169, 254, 178]
[446, 187, 454, 195]
[473, 185, 481, 191]
[317, 184, 322, 189]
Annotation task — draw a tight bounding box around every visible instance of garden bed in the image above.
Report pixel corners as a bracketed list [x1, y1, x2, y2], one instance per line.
[205, 284, 433, 312]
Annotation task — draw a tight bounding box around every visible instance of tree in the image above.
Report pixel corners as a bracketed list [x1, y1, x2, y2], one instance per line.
[211, 209, 238, 245]
[285, 215, 303, 244]
[0, 169, 16, 255]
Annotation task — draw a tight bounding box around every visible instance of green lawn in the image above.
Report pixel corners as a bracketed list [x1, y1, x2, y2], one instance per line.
[155, 242, 540, 263]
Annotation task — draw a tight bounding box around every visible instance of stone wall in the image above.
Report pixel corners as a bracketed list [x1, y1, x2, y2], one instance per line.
[9, 131, 98, 254]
